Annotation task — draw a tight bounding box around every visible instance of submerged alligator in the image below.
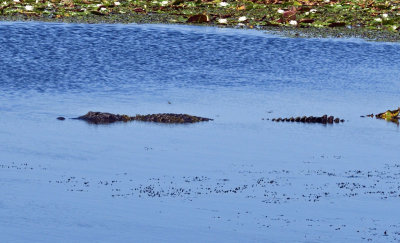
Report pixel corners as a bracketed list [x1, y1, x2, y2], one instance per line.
[361, 107, 400, 125]
[362, 108, 399, 119]
[270, 115, 344, 124]
[72, 111, 213, 124]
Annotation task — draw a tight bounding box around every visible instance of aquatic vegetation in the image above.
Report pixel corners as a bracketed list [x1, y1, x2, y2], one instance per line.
[0, 0, 399, 40]
[219, 2, 229, 7]
[238, 16, 247, 22]
[187, 14, 209, 23]
[218, 18, 227, 24]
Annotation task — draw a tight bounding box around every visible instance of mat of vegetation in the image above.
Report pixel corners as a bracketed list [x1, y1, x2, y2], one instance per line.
[0, 0, 399, 41]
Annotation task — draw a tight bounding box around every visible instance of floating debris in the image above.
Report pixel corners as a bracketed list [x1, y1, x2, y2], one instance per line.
[271, 115, 344, 124]
[73, 111, 213, 124]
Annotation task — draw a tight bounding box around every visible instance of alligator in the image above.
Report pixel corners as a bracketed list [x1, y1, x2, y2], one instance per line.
[73, 111, 213, 124]
[361, 107, 400, 125]
[375, 108, 399, 120]
[270, 115, 344, 124]
[361, 108, 399, 119]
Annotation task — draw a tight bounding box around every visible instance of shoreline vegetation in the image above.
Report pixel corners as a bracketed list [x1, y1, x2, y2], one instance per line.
[0, 0, 399, 41]
[0, 0, 400, 42]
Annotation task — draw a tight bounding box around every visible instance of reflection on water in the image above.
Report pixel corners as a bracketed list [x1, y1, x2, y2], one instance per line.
[377, 117, 400, 126]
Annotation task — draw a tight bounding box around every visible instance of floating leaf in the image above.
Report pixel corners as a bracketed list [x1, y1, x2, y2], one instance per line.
[299, 18, 314, 23]
[172, 0, 185, 5]
[328, 22, 346, 27]
[281, 10, 297, 22]
[187, 14, 209, 23]
[293, 1, 302, 6]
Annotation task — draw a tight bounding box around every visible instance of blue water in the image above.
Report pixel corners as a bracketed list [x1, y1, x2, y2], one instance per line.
[1, 22, 400, 242]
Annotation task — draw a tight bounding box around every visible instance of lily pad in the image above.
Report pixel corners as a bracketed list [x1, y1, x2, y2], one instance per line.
[187, 14, 209, 23]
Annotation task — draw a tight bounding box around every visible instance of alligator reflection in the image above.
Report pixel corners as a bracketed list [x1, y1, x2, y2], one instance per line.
[378, 117, 400, 126]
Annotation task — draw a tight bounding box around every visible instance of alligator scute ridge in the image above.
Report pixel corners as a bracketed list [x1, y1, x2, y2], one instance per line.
[74, 111, 213, 124]
[271, 115, 344, 124]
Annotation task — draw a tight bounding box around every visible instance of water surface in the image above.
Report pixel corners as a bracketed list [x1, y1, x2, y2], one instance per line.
[1, 22, 400, 242]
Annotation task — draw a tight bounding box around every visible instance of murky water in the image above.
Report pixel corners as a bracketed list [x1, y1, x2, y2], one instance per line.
[1, 22, 400, 242]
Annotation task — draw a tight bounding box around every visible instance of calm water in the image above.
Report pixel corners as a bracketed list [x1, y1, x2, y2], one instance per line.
[1, 22, 400, 242]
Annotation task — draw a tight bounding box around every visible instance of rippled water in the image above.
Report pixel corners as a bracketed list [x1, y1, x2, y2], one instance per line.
[1, 22, 400, 242]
